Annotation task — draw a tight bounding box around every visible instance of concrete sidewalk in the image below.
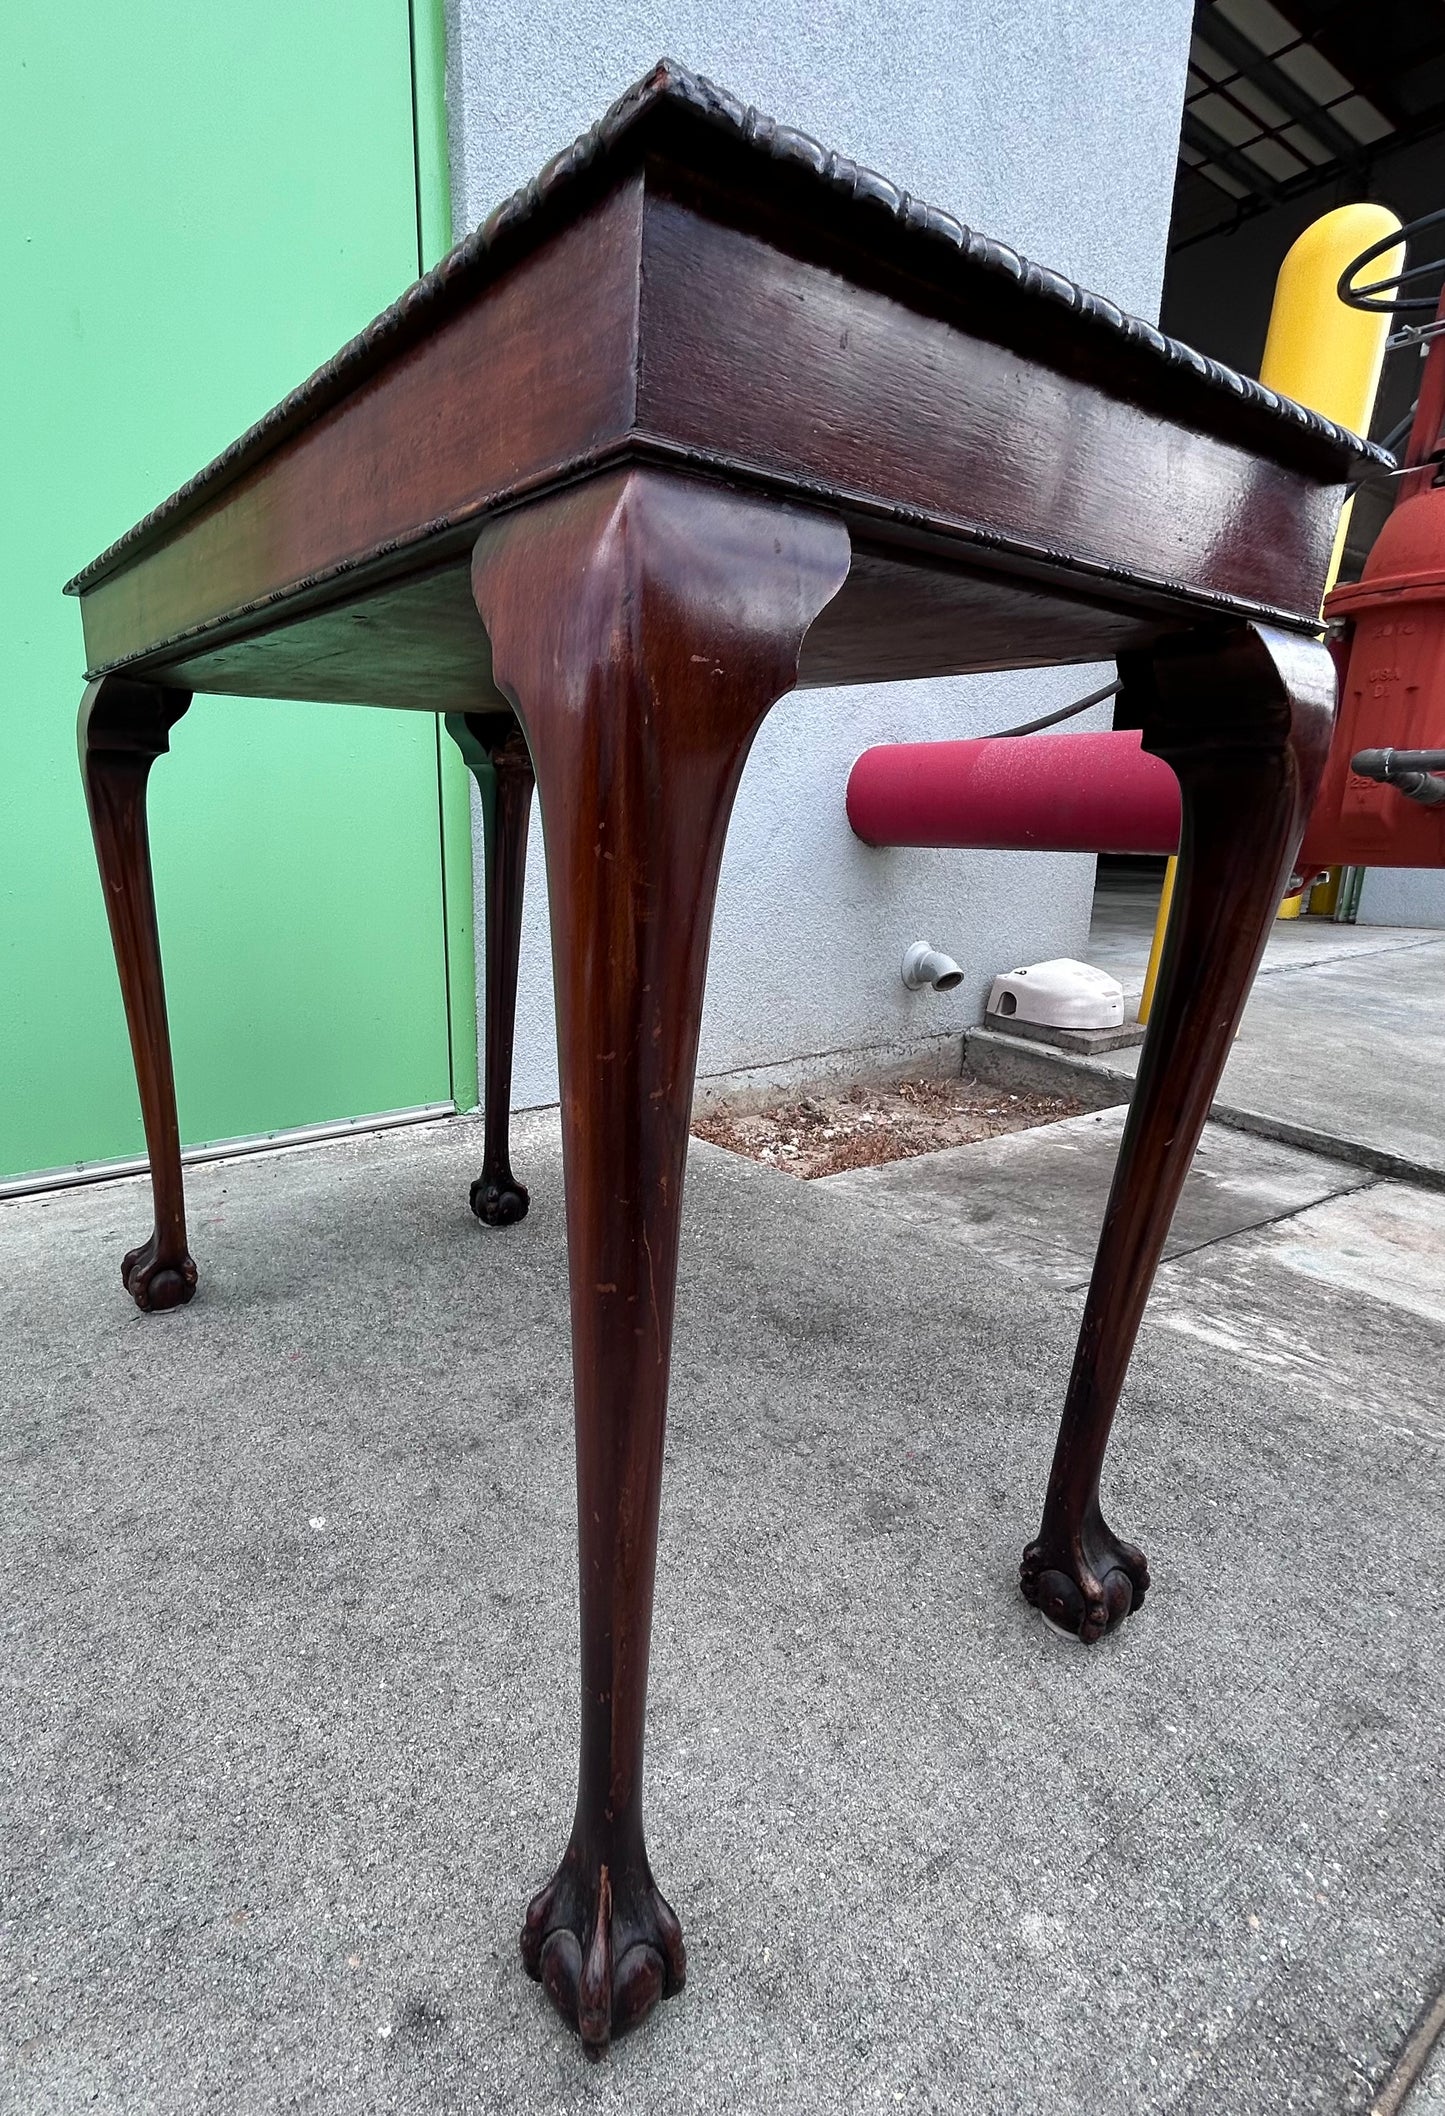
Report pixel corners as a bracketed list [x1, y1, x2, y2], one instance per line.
[1085, 873, 1444, 1017]
[3, 1103, 1444, 2113]
[1057, 877, 1445, 1184]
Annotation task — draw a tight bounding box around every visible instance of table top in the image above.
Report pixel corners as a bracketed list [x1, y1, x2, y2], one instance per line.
[67, 61, 1391, 712]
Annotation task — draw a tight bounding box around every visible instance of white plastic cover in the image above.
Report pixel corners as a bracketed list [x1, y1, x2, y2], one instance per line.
[986, 958, 1124, 1030]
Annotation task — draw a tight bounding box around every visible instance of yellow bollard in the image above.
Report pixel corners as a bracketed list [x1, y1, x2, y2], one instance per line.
[1138, 203, 1403, 1014]
[1136, 853, 1176, 1026]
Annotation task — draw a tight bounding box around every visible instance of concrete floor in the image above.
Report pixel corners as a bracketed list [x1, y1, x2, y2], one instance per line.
[1416, 2034, 1445, 2114]
[1085, 872, 1445, 1014]
[1078, 875, 1445, 1182]
[4, 1084, 1445, 2113]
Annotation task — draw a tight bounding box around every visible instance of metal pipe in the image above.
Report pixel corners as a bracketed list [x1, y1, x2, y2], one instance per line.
[1351, 749, 1445, 806]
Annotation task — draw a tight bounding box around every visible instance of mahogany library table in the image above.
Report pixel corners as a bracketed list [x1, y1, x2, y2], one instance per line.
[67, 63, 1385, 2056]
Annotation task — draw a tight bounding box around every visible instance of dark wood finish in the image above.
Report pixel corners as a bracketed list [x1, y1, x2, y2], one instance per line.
[1020, 623, 1336, 1641]
[65, 61, 1377, 2054]
[636, 185, 1345, 621]
[155, 560, 506, 713]
[76, 184, 647, 674]
[78, 676, 196, 1311]
[444, 711, 535, 1225]
[65, 68, 1385, 700]
[798, 541, 1171, 687]
[470, 467, 849, 2054]
[140, 542, 1178, 714]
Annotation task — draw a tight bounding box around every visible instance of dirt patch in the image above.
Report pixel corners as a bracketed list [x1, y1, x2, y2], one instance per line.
[692, 1073, 1083, 1179]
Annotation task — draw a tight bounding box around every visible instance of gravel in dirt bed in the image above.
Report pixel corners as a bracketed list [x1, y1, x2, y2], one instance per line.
[691, 1073, 1084, 1179]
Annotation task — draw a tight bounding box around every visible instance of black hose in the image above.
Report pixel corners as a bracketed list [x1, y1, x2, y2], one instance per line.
[1339, 207, 1445, 316]
[988, 677, 1122, 740]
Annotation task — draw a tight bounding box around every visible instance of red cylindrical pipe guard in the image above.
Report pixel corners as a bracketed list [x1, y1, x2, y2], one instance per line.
[845, 729, 1181, 856]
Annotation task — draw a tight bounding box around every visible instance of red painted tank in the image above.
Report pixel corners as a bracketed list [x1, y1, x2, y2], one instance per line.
[1302, 288, 1445, 872]
[1302, 484, 1445, 870]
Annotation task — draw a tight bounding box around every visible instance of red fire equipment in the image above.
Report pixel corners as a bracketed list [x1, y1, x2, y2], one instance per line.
[1299, 286, 1445, 871]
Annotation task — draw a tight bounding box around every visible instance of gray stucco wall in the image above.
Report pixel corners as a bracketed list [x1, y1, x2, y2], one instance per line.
[1357, 869, 1445, 929]
[443, 1, 1195, 1106]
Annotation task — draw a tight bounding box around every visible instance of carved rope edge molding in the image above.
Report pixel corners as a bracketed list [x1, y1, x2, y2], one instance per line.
[68, 57, 1393, 594]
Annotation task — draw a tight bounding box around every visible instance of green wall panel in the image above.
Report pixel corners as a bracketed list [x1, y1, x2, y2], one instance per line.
[2, 0, 455, 1178]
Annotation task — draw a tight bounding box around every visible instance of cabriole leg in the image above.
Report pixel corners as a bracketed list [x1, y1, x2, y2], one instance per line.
[78, 675, 196, 1312]
[471, 468, 849, 2054]
[444, 710, 535, 1225]
[1021, 623, 1335, 1642]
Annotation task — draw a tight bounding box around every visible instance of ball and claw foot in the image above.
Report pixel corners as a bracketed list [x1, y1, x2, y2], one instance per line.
[521, 1857, 686, 2059]
[1020, 1519, 1150, 1644]
[469, 1169, 529, 1226]
[121, 1233, 198, 1313]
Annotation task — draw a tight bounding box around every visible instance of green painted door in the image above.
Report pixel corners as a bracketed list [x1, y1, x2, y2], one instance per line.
[3, 0, 467, 1182]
